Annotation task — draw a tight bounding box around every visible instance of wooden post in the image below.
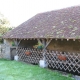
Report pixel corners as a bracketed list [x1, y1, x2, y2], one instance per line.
[37, 39, 42, 44]
[42, 39, 46, 47]
[43, 39, 52, 50]
[39, 39, 52, 68]
[13, 39, 22, 57]
[37, 38, 52, 62]
[42, 39, 52, 60]
[13, 39, 22, 46]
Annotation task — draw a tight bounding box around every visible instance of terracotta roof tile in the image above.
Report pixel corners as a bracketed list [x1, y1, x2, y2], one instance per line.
[3, 5, 80, 39]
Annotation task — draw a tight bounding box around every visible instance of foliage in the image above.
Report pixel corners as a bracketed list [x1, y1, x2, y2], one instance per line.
[33, 40, 44, 49]
[0, 12, 12, 36]
[0, 59, 74, 80]
[0, 12, 13, 43]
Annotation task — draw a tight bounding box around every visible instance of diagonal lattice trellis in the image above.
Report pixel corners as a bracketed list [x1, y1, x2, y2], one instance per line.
[17, 48, 80, 74]
[17, 48, 43, 64]
[45, 50, 80, 73]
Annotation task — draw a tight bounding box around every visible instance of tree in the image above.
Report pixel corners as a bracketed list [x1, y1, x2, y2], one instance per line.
[0, 12, 12, 43]
[0, 12, 11, 36]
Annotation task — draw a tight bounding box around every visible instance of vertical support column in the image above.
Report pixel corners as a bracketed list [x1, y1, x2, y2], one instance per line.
[42, 39, 46, 61]
[13, 39, 18, 60]
[40, 39, 52, 68]
[43, 39, 52, 59]
[13, 39, 22, 61]
[42, 39, 46, 47]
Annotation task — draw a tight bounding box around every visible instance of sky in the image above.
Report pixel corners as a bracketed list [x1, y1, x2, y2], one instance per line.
[0, 0, 80, 27]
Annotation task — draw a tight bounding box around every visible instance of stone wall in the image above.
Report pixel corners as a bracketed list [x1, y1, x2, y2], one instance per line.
[0, 44, 6, 58]
[2, 39, 12, 59]
[0, 45, 2, 58]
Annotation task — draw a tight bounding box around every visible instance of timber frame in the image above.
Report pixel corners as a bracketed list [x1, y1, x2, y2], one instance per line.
[7, 38, 80, 75]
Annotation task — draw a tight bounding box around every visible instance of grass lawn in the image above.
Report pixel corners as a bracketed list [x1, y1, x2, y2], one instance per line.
[0, 59, 74, 80]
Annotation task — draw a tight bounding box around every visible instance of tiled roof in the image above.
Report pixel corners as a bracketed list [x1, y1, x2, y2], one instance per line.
[3, 6, 80, 39]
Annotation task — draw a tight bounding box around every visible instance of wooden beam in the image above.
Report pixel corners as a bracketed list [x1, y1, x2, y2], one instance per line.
[55, 39, 57, 40]
[42, 39, 46, 47]
[13, 39, 22, 56]
[37, 39, 42, 44]
[73, 39, 75, 41]
[13, 39, 22, 46]
[13, 39, 18, 46]
[43, 39, 52, 50]
[18, 39, 22, 46]
[61, 39, 63, 41]
[42, 39, 52, 61]
[67, 39, 69, 41]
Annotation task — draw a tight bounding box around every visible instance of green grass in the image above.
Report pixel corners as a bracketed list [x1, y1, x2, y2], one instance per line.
[0, 59, 74, 80]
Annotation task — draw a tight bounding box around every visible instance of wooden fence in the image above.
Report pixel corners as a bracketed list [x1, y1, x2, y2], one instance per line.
[45, 50, 80, 73]
[17, 48, 43, 64]
[17, 48, 80, 74]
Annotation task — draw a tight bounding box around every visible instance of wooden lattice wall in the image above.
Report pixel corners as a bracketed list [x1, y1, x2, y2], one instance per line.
[17, 48, 80, 74]
[17, 48, 43, 64]
[45, 50, 80, 74]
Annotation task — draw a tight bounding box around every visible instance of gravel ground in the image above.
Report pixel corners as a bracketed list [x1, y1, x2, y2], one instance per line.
[73, 75, 80, 80]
